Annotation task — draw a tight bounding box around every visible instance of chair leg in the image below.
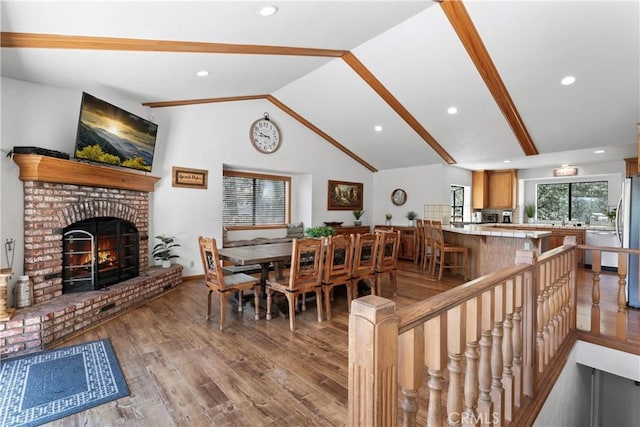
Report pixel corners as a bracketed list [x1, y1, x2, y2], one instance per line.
[391, 270, 397, 296]
[253, 285, 260, 320]
[315, 288, 323, 323]
[375, 274, 382, 296]
[237, 290, 243, 312]
[438, 251, 445, 281]
[287, 293, 296, 331]
[346, 282, 353, 312]
[368, 278, 377, 296]
[324, 285, 332, 320]
[219, 292, 227, 331]
[266, 288, 273, 321]
[301, 292, 307, 311]
[206, 289, 212, 320]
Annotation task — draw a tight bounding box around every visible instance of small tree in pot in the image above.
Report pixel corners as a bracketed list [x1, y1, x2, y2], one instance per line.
[406, 211, 418, 226]
[352, 209, 365, 226]
[152, 235, 180, 268]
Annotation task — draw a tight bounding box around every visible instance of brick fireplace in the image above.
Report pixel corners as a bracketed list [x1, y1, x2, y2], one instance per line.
[0, 155, 183, 358]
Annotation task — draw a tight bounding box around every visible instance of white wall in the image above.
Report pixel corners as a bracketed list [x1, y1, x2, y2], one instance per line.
[372, 164, 471, 226]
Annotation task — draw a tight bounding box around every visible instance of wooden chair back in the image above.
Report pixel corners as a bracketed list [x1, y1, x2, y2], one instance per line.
[198, 236, 228, 291]
[352, 233, 380, 281]
[288, 237, 325, 291]
[323, 234, 354, 284]
[376, 230, 401, 272]
[431, 220, 444, 248]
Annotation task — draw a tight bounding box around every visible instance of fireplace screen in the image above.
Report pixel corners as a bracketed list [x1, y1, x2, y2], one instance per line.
[63, 217, 139, 292]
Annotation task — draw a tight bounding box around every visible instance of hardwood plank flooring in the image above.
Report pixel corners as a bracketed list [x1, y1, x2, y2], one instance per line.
[42, 262, 637, 426]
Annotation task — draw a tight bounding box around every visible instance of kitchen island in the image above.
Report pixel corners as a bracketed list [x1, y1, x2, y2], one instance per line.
[442, 224, 552, 280]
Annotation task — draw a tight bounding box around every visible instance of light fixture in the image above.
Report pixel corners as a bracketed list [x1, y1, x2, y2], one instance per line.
[258, 5, 278, 16]
[503, 160, 512, 164]
[593, 149, 606, 154]
[447, 106, 458, 115]
[196, 70, 209, 77]
[374, 125, 383, 132]
[561, 75, 576, 86]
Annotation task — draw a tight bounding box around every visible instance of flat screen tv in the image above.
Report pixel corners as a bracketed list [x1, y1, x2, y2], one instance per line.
[74, 92, 158, 172]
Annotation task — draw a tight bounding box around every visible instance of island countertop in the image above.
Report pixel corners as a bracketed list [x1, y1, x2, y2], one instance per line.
[442, 224, 552, 239]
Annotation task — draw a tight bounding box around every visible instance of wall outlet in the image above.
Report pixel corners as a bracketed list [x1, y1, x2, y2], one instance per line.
[189, 260, 195, 268]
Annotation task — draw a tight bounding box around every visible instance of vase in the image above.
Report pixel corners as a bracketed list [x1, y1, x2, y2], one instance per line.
[162, 260, 171, 268]
[408, 220, 416, 227]
[354, 220, 362, 226]
[385, 220, 391, 225]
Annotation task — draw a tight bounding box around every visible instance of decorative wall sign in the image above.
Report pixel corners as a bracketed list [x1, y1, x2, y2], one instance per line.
[327, 180, 363, 210]
[172, 166, 208, 189]
[553, 165, 578, 177]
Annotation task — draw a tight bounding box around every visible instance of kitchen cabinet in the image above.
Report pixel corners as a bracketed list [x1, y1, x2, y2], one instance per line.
[625, 157, 638, 177]
[375, 225, 415, 261]
[472, 169, 518, 209]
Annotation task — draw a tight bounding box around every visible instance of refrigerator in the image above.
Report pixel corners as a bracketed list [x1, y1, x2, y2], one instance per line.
[617, 176, 640, 308]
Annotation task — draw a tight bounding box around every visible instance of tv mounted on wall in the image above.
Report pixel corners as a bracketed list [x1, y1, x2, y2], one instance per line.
[74, 92, 158, 172]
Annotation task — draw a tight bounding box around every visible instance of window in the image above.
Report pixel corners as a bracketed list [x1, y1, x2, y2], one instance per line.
[536, 181, 608, 221]
[451, 185, 464, 223]
[223, 170, 290, 228]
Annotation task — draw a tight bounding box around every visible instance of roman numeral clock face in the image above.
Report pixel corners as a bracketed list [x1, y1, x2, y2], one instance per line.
[250, 116, 281, 154]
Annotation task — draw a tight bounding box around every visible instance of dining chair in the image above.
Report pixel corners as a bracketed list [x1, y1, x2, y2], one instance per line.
[351, 232, 380, 299]
[375, 230, 401, 296]
[414, 219, 424, 266]
[198, 236, 261, 330]
[266, 237, 325, 331]
[322, 234, 354, 320]
[422, 220, 435, 272]
[430, 221, 468, 281]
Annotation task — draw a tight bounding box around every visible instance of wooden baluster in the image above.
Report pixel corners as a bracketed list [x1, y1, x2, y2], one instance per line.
[399, 325, 424, 427]
[590, 250, 601, 334]
[616, 254, 628, 341]
[477, 291, 494, 426]
[447, 306, 464, 426]
[502, 279, 514, 421]
[511, 274, 523, 408]
[425, 315, 445, 427]
[348, 296, 399, 427]
[491, 284, 505, 426]
[463, 297, 480, 427]
[549, 258, 558, 357]
[514, 249, 535, 398]
[536, 263, 546, 374]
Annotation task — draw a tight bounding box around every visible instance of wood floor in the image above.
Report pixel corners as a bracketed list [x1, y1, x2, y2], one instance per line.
[43, 262, 637, 426]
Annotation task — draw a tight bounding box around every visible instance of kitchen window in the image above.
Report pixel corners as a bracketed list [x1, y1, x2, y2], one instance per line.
[223, 170, 291, 228]
[451, 185, 464, 223]
[536, 181, 608, 222]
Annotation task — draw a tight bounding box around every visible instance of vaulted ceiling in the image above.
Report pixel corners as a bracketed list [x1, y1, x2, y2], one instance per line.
[1, 1, 638, 172]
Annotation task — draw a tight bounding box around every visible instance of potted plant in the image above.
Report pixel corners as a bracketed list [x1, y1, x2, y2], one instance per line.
[305, 226, 336, 238]
[385, 213, 392, 225]
[524, 204, 536, 223]
[406, 211, 418, 226]
[352, 209, 365, 226]
[152, 235, 180, 268]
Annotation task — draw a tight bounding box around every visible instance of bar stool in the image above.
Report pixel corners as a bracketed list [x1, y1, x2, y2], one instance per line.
[430, 220, 468, 281]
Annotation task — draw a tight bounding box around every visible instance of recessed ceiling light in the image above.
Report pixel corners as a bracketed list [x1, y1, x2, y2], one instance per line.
[561, 164, 569, 167]
[196, 70, 209, 77]
[503, 160, 512, 164]
[561, 75, 576, 86]
[593, 149, 606, 154]
[258, 5, 278, 16]
[374, 125, 383, 132]
[447, 106, 458, 115]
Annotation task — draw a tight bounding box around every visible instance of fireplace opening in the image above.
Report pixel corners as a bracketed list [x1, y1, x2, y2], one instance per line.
[63, 217, 139, 293]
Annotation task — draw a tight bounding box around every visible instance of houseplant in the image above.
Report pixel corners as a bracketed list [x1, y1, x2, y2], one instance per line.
[305, 226, 336, 238]
[152, 235, 180, 268]
[406, 211, 418, 226]
[525, 204, 536, 223]
[352, 209, 365, 226]
[385, 213, 392, 225]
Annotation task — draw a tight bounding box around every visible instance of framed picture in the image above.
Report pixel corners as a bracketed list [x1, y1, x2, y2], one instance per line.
[391, 188, 407, 206]
[172, 166, 208, 189]
[328, 180, 363, 210]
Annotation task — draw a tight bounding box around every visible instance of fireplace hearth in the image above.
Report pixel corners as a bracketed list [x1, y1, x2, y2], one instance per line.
[63, 217, 139, 293]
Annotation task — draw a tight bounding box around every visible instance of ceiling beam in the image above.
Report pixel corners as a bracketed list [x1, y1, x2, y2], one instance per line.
[341, 52, 456, 165]
[439, 0, 539, 156]
[0, 32, 348, 57]
[266, 95, 378, 172]
[144, 94, 378, 172]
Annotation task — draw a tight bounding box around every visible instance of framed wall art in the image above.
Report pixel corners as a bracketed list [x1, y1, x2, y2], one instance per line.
[327, 180, 363, 210]
[172, 166, 208, 189]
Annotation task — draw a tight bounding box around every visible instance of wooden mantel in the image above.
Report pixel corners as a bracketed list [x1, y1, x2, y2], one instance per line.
[12, 154, 160, 192]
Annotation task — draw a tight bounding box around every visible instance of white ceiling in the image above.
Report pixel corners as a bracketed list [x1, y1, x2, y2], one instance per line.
[1, 0, 638, 172]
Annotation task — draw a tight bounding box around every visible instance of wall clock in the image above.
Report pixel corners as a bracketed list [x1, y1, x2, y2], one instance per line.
[391, 188, 407, 206]
[250, 113, 281, 154]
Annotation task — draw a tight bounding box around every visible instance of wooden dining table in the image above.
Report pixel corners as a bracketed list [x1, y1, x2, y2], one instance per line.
[218, 242, 293, 291]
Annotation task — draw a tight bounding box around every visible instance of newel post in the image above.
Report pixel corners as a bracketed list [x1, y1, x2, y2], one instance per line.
[349, 295, 399, 427]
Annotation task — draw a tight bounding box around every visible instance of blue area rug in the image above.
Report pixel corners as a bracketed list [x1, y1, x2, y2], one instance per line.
[0, 338, 129, 427]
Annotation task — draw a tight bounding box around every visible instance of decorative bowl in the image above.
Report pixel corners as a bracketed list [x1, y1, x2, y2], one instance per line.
[323, 221, 343, 227]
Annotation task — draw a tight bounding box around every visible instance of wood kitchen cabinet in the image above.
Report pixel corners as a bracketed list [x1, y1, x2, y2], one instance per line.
[472, 169, 518, 209]
[625, 157, 638, 177]
[375, 225, 415, 261]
